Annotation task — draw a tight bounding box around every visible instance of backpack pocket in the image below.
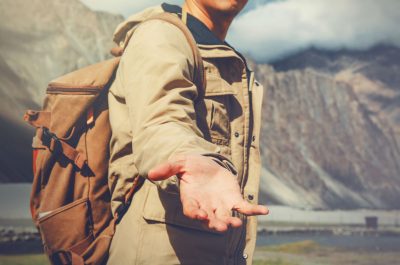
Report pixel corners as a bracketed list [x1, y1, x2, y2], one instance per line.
[37, 198, 94, 255]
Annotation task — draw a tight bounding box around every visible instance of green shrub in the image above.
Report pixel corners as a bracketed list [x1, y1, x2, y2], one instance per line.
[0, 254, 48, 265]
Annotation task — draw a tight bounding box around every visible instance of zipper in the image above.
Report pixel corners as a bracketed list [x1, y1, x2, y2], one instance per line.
[47, 86, 101, 95]
[240, 71, 254, 192]
[233, 70, 255, 264]
[249, 72, 255, 92]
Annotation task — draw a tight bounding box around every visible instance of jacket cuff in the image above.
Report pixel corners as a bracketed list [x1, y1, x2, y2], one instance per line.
[154, 152, 238, 195]
[202, 153, 238, 176]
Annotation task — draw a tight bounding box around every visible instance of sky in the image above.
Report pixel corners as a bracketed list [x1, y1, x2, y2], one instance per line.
[81, 0, 400, 62]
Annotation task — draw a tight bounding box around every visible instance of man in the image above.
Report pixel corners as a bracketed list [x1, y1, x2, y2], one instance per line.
[107, 1, 267, 264]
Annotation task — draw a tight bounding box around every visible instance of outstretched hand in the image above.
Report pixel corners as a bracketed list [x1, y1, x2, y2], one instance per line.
[148, 154, 269, 232]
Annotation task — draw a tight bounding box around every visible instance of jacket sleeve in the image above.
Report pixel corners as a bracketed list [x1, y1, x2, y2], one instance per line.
[117, 20, 232, 189]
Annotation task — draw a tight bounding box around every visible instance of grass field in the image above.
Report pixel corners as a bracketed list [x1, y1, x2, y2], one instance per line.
[0, 254, 48, 265]
[254, 259, 296, 265]
[0, 254, 292, 265]
[254, 240, 400, 265]
[1, 240, 399, 265]
[0, 254, 294, 265]
[0, 254, 296, 265]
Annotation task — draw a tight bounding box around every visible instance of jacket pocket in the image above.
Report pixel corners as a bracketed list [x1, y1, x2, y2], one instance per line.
[37, 198, 94, 255]
[204, 74, 236, 147]
[142, 184, 221, 235]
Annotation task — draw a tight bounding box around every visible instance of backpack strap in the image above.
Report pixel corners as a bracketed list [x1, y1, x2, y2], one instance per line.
[149, 12, 205, 92]
[36, 127, 87, 169]
[51, 250, 85, 265]
[111, 12, 205, 92]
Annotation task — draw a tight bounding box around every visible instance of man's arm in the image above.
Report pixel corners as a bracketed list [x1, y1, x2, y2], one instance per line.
[119, 19, 221, 180]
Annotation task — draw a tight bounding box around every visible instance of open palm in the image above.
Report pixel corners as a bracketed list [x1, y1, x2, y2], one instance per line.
[148, 154, 269, 232]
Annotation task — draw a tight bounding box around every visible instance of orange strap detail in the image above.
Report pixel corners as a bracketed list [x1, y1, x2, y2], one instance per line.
[32, 149, 39, 173]
[124, 176, 145, 204]
[86, 107, 94, 126]
[115, 177, 145, 224]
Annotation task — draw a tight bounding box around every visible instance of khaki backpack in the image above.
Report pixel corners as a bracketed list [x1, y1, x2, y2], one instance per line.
[23, 12, 204, 265]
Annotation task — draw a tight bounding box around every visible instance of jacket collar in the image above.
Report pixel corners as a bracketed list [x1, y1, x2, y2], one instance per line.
[161, 3, 226, 46]
[162, 3, 252, 77]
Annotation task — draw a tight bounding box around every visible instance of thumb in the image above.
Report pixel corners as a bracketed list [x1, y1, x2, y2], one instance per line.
[147, 156, 186, 181]
[233, 200, 269, 216]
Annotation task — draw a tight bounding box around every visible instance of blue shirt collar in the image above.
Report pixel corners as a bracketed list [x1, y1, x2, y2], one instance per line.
[162, 3, 226, 46]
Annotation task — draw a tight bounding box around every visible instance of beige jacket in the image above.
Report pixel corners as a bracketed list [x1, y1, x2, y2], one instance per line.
[107, 5, 263, 265]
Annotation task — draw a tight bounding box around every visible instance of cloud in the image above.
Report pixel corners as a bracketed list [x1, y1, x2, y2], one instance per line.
[81, 0, 400, 62]
[228, 0, 400, 62]
[80, 0, 182, 17]
[80, 0, 275, 16]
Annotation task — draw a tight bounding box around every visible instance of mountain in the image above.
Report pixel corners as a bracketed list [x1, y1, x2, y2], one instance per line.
[255, 45, 400, 209]
[0, 0, 123, 181]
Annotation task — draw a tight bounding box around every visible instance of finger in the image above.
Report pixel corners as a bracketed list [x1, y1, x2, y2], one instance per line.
[203, 209, 228, 232]
[226, 216, 242, 228]
[148, 158, 185, 181]
[182, 197, 208, 220]
[215, 208, 242, 228]
[233, 201, 269, 216]
[208, 218, 228, 232]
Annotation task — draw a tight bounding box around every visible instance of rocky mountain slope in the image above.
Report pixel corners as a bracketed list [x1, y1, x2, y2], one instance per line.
[256, 45, 400, 209]
[0, 0, 123, 181]
[0, 0, 399, 209]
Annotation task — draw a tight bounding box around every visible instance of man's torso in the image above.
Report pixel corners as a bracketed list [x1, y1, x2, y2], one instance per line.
[107, 4, 263, 264]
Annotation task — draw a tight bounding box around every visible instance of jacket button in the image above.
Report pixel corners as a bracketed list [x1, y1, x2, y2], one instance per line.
[243, 253, 248, 259]
[248, 194, 254, 201]
[234, 132, 240, 138]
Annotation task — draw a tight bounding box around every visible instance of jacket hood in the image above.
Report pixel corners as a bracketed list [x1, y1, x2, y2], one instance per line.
[113, 5, 164, 48]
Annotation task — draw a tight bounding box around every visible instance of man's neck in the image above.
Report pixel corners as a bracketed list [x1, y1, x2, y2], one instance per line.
[183, 2, 234, 41]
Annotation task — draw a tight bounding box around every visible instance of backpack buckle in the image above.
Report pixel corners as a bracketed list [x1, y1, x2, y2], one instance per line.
[41, 127, 62, 154]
